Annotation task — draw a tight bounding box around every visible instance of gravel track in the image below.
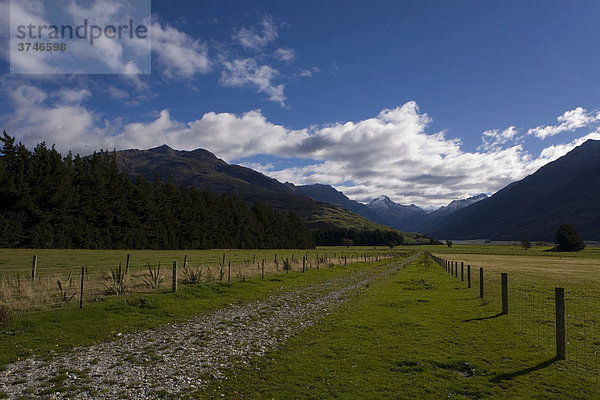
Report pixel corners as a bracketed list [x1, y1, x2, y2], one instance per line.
[0, 254, 418, 399]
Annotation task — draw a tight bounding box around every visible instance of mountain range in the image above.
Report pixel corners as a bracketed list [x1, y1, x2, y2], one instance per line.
[115, 139, 600, 241]
[427, 139, 600, 241]
[115, 146, 402, 233]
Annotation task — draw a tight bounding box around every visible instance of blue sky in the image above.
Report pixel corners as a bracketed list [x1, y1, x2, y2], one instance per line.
[1, 0, 600, 207]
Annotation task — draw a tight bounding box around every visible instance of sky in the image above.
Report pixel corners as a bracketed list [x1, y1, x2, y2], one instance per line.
[1, 0, 599, 208]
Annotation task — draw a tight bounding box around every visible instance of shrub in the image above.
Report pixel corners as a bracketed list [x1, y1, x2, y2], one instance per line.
[446, 240, 453, 248]
[554, 223, 586, 252]
[521, 238, 531, 250]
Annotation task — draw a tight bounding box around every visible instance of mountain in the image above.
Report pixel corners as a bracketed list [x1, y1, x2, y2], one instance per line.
[430, 194, 488, 217]
[115, 145, 398, 232]
[367, 195, 429, 231]
[414, 194, 488, 233]
[286, 183, 387, 225]
[427, 139, 600, 241]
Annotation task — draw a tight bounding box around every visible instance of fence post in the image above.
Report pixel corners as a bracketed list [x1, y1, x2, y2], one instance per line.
[479, 267, 484, 298]
[172, 261, 178, 292]
[302, 256, 306, 272]
[455, 262, 458, 278]
[125, 254, 131, 275]
[79, 266, 84, 309]
[228, 261, 231, 283]
[222, 254, 226, 267]
[501, 273, 508, 314]
[451, 262, 454, 275]
[461, 262, 464, 282]
[183, 254, 188, 269]
[467, 265, 471, 288]
[261, 259, 264, 279]
[344, 255, 347, 266]
[253, 254, 256, 265]
[32, 255, 37, 282]
[555, 287, 566, 360]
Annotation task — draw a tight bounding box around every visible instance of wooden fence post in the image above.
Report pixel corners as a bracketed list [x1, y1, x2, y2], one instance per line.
[222, 254, 226, 267]
[344, 255, 347, 266]
[32, 255, 37, 282]
[183, 254, 188, 269]
[501, 273, 508, 314]
[125, 254, 131, 275]
[172, 261, 178, 292]
[79, 266, 84, 309]
[461, 262, 464, 282]
[451, 261, 454, 275]
[479, 267, 484, 298]
[467, 265, 471, 288]
[302, 256, 306, 272]
[555, 287, 566, 360]
[228, 261, 231, 283]
[261, 259, 264, 279]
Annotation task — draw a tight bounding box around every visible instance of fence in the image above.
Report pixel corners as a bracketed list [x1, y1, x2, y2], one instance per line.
[429, 253, 600, 382]
[0, 250, 406, 313]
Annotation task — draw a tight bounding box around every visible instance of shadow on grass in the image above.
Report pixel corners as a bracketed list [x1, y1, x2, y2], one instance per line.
[490, 358, 558, 383]
[462, 312, 503, 322]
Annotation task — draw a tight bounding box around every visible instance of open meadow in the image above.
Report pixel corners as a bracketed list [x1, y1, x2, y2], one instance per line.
[0, 245, 599, 398]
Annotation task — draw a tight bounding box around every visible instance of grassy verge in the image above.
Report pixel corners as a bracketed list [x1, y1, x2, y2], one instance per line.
[194, 253, 598, 399]
[0, 252, 411, 371]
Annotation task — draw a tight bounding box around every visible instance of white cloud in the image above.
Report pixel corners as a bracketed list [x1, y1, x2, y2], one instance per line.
[8, 88, 597, 208]
[273, 48, 295, 62]
[233, 15, 278, 50]
[220, 58, 285, 105]
[57, 88, 91, 104]
[478, 126, 519, 151]
[152, 20, 211, 80]
[108, 86, 129, 100]
[528, 107, 599, 139]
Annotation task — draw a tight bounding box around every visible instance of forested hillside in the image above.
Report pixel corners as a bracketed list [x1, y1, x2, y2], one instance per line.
[0, 133, 314, 249]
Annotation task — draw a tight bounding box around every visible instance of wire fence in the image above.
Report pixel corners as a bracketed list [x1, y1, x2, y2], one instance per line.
[0, 250, 406, 313]
[430, 253, 600, 384]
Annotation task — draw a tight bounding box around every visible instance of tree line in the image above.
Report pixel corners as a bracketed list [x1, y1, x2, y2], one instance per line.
[0, 133, 314, 250]
[313, 227, 408, 247]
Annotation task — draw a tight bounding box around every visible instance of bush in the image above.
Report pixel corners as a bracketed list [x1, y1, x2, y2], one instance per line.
[521, 238, 531, 249]
[554, 223, 586, 252]
[446, 240, 453, 248]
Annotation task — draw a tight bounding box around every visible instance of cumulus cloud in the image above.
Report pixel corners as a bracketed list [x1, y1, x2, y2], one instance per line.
[233, 15, 278, 50]
[478, 126, 519, 151]
[528, 107, 600, 139]
[9, 87, 591, 207]
[152, 20, 211, 80]
[220, 58, 285, 105]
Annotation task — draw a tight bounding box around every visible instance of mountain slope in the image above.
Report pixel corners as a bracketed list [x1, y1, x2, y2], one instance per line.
[414, 194, 488, 233]
[116, 146, 399, 232]
[427, 139, 600, 241]
[286, 183, 387, 225]
[366, 195, 428, 231]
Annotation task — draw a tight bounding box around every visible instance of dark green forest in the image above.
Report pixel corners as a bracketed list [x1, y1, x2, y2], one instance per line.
[313, 228, 406, 247]
[0, 133, 314, 249]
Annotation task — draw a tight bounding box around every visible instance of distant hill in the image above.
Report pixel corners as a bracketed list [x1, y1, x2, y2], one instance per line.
[286, 183, 387, 225]
[115, 146, 403, 233]
[427, 139, 600, 241]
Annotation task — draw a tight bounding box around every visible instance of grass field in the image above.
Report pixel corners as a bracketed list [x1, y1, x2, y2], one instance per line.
[1, 245, 599, 398]
[0, 252, 413, 371]
[0, 247, 401, 312]
[195, 252, 600, 399]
